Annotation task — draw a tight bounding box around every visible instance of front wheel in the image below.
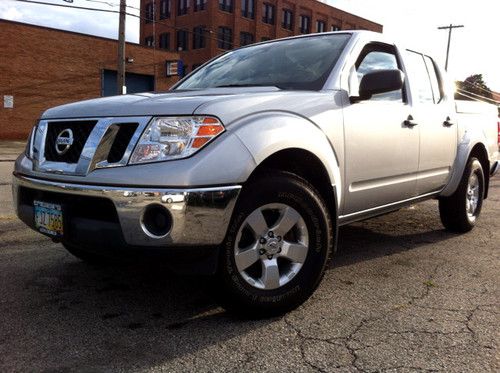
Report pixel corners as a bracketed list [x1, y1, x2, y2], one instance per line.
[215, 172, 334, 318]
[439, 157, 485, 233]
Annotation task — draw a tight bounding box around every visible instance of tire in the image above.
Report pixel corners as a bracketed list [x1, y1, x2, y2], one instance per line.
[215, 171, 334, 318]
[62, 242, 110, 264]
[439, 157, 485, 233]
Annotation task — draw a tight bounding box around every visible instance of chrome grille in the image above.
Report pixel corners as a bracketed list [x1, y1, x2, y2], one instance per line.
[32, 117, 151, 176]
[44, 120, 97, 163]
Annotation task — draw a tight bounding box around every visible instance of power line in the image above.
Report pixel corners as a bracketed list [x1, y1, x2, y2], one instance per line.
[12, 0, 231, 46]
[456, 88, 500, 105]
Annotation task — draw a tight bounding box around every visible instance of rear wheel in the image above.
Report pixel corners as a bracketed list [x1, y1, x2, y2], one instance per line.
[215, 172, 333, 318]
[439, 157, 485, 233]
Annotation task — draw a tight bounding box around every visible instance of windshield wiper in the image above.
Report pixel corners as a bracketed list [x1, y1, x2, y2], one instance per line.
[214, 84, 284, 89]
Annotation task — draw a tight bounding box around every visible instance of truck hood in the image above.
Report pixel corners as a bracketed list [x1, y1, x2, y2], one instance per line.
[41, 87, 337, 126]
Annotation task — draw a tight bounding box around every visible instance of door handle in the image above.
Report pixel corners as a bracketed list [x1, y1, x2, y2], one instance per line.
[443, 116, 455, 126]
[404, 115, 418, 127]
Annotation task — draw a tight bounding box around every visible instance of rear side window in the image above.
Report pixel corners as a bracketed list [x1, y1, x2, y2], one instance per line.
[424, 56, 443, 103]
[404, 50, 434, 104]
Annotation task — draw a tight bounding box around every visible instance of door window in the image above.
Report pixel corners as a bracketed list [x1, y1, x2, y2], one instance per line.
[350, 45, 403, 102]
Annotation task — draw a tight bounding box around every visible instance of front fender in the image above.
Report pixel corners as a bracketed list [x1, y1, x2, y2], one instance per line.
[230, 111, 342, 205]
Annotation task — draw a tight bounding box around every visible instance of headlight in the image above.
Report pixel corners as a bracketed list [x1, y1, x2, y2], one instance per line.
[129, 116, 224, 164]
[25, 124, 37, 159]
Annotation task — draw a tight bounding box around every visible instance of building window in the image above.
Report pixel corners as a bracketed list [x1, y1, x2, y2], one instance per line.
[217, 27, 233, 49]
[262, 3, 274, 24]
[219, 0, 233, 13]
[316, 20, 326, 33]
[331, 25, 340, 31]
[160, 0, 171, 19]
[194, 0, 206, 11]
[177, 29, 188, 51]
[193, 26, 206, 49]
[240, 32, 254, 46]
[145, 2, 154, 23]
[241, 0, 254, 19]
[144, 35, 154, 47]
[282, 9, 293, 30]
[299, 15, 310, 34]
[159, 33, 170, 49]
[178, 0, 189, 16]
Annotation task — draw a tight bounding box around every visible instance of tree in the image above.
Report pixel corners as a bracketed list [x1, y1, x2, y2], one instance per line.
[455, 74, 493, 101]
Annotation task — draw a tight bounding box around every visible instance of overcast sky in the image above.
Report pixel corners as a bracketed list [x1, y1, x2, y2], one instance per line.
[1, 0, 499, 91]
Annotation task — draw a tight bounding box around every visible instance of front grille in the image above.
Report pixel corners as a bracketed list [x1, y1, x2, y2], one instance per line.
[44, 120, 97, 163]
[107, 123, 138, 163]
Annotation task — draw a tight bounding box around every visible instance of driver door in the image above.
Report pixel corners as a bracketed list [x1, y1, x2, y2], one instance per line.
[342, 43, 419, 215]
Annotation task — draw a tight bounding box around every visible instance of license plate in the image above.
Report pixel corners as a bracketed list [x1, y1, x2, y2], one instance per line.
[34, 201, 64, 237]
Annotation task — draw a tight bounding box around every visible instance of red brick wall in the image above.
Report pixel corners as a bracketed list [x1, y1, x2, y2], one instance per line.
[0, 20, 180, 140]
[140, 0, 382, 72]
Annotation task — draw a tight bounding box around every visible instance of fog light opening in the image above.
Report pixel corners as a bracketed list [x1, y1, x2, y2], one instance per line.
[141, 204, 173, 238]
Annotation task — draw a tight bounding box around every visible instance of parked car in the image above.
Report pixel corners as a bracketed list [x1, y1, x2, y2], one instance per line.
[13, 31, 499, 317]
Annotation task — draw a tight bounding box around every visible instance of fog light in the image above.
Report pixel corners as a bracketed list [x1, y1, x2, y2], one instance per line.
[141, 204, 173, 238]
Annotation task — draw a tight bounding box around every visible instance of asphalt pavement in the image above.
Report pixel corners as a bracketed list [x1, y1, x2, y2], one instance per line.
[0, 142, 498, 372]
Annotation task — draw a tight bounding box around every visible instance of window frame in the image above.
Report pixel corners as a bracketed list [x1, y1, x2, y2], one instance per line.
[217, 26, 233, 50]
[176, 29, 189, 51]
[262, 3, 275, 25]
[144, 35, 154, 47]
[353, 42, 408, 103]
[159, 0, 171, 19]
[177, 0, 189, 16]
[145, 2, 154, 23]
[299, 15, 311, 34]
[193, 26, 206, 49]
[316, 20, 326, 33]
[241, 0, 254, 19]
[159, 32, 170, 50]
[282, 9, 293, 30]
[240, 31, 254, 46]
[219, 0, 233, 13]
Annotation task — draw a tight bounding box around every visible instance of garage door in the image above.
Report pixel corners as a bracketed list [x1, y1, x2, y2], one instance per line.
[102, 69, 155, 96]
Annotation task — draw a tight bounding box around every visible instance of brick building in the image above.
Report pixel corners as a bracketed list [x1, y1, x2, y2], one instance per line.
[140, 0, 382, 73]
[0, 20, 180, 139]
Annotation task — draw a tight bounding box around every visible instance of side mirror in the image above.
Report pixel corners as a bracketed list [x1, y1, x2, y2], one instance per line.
[352, 69, 404, 102]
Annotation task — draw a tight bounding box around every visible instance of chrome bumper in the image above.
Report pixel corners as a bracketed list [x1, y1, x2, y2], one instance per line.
[12, 173, 241, 247]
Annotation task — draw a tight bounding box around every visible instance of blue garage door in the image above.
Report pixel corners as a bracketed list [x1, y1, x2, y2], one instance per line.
[102, 69, 155, 96]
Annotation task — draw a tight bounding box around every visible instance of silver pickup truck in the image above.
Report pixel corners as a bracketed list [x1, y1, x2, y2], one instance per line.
[13, 31, 499, 317]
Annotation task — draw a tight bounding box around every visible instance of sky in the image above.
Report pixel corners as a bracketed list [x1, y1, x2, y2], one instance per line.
[1, 0, 499, 91]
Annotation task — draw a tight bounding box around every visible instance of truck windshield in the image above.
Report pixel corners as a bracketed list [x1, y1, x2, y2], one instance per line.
[175, 33, 352, 91]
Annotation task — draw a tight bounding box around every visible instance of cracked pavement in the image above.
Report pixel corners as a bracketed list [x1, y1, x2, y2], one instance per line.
[0, 153, 498, 372]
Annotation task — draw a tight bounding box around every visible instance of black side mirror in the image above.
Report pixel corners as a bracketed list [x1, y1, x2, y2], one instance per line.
[352, 69, 404, 102]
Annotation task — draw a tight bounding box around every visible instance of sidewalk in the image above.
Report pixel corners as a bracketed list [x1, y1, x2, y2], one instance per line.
[0, 140, 25, 219]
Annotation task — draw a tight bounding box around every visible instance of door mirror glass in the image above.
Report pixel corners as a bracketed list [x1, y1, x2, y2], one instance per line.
[354, 69, 404, 102]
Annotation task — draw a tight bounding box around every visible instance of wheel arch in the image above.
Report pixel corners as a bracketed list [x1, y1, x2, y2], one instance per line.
[441, 140, 490, 199]
[231, 112, 342, 217]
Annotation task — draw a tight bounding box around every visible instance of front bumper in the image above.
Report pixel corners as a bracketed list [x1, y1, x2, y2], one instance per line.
[12, 173, 241, 247]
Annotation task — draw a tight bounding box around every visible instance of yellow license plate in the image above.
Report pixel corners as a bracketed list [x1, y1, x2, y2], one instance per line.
[34, 201, 64, 236]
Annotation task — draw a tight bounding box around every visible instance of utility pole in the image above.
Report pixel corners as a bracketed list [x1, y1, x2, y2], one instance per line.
[117, 0, 126, 94]
[437, 24, 464, 71]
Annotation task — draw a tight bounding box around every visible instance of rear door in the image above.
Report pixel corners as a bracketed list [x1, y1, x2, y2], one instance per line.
[403, 51, 458, 194]
[342, 43, 419, 215]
